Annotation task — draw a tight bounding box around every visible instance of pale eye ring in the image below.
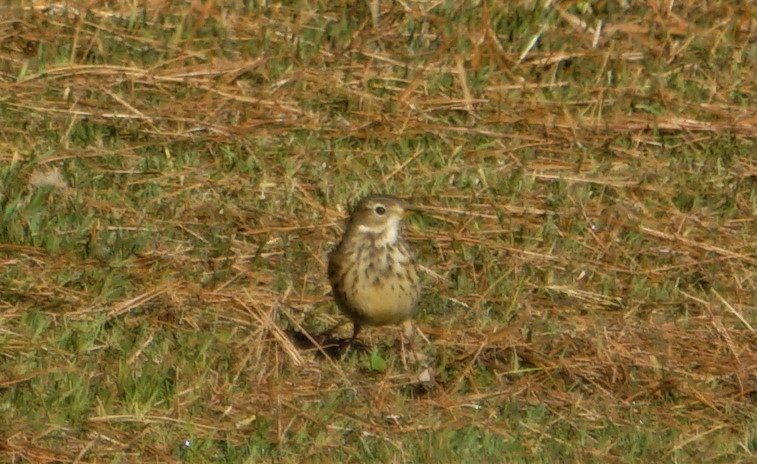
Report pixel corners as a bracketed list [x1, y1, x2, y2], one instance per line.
[374, 205, 386, 215]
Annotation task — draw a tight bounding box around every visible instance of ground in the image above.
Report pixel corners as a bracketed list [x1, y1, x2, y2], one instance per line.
[0, 1, 755, 462]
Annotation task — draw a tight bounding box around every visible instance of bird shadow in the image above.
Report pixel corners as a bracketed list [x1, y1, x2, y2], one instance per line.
[285, 328, 367, 359]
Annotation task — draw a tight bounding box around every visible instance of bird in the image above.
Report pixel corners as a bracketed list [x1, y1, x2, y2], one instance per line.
[327, 194, 421, 344]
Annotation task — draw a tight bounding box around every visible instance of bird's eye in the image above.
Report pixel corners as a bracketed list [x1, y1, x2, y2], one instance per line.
[374, 205, 386, 215]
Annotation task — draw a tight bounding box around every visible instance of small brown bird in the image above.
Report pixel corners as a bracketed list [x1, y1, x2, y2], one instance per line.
[328, 195, 421, 342]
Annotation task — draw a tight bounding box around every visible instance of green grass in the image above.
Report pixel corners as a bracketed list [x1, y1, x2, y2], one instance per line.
[1, 1, 755, 462]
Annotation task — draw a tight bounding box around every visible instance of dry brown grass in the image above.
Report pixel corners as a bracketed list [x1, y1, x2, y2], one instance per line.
[1, 1, 755, 462]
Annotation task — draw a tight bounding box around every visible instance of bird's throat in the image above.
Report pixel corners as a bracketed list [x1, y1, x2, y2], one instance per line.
[356, 223, 400, 247]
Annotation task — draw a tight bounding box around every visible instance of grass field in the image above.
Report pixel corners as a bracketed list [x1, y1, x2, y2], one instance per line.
[1, 1, 755, 462]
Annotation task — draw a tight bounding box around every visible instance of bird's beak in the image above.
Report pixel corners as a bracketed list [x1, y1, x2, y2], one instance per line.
[402, 203, 422, 217]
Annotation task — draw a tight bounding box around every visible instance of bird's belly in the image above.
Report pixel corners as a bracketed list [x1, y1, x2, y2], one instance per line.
[350, 277, 418, 325]
[337, 249, 420, 326]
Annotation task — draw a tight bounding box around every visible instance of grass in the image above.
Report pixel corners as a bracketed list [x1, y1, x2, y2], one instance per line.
[1, 1, 755, 462]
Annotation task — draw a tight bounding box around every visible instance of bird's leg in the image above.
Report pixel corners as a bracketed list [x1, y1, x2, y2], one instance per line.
[338, 323, 362, 358]
[401, 319, 414, 345]
[351, 323, 362, 343]
[400, 319, 414, 367]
